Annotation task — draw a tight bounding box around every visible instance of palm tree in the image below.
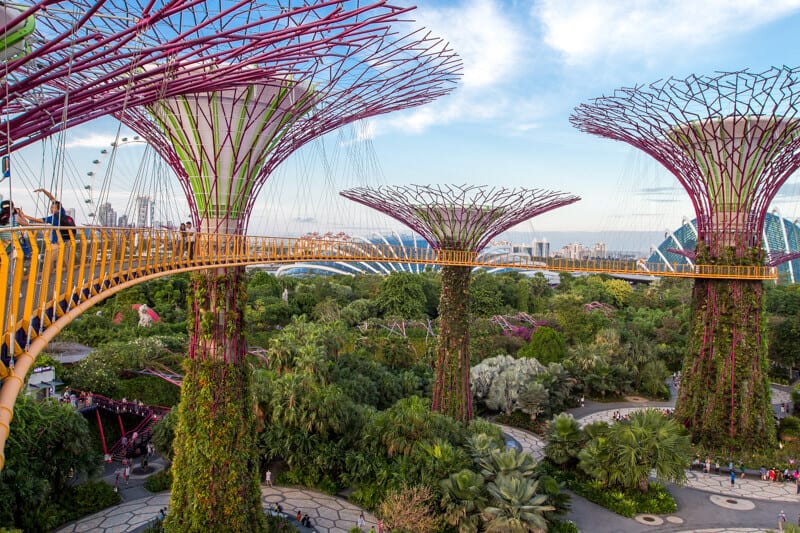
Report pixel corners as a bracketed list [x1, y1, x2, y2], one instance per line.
[440, 469, 487, 533]
[482, 474, 554, 533]
[579, 409, 691, 492]
[518, 381, 549, 421]
[544, 413, 585, 467]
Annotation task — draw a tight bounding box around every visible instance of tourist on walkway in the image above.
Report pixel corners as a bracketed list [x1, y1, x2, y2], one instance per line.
[265, 469, 272, 487]
[779, 510, 787, 532]
[357, 512, 365, 529]
[730, 468, 736, 488]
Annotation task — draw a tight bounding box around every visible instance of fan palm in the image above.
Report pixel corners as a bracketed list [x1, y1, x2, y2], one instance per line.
[580, 409, 690, 492]
[544, 413, 585, 467]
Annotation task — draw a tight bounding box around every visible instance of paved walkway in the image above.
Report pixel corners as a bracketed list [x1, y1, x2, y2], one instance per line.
[58, 385, 798, 532]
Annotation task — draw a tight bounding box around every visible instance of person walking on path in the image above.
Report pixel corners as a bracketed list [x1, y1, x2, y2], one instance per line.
[730, 468, 736, 488]
[357, 512, 365, 530]
[265, 469, 272, 487]
[779, 510, 787, 532]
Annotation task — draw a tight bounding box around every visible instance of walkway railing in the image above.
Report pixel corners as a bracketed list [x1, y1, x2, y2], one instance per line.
[0, 226, 778, 364]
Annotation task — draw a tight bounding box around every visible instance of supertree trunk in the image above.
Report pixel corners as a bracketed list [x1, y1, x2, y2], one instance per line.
[165, 266, 265, 533]
[433, 265, 473, 423]
[674, 244, 775, 451]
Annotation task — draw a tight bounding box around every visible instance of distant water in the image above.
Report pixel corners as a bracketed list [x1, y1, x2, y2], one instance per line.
[46, 342, 93, 364]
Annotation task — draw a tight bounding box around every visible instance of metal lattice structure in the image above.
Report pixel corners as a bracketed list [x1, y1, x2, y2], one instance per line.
[119, 14, 461, 234]
[340, 184, 580, 252]
[2, 0, 448, 154]
[570, 68, 800, 450]
[340, 184, 579, 422]
[570, 67, 800, 255]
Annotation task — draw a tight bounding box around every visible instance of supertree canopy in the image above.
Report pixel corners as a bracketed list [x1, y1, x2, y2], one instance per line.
[122, 11, 461, 234]
[341, 184, 579, 422]
[112, 4, 460, 531]
[1, 0, 411, 154]
[571, 66, 800, 450]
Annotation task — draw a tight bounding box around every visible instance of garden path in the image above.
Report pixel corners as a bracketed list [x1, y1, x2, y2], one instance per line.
[57, 386, 797, 532]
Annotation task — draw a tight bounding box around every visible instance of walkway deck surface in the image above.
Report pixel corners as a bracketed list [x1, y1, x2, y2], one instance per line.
[56, 386, 799, 533]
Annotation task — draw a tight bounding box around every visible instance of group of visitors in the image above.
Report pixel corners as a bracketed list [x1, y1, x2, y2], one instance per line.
[0, 188, 73, 260]
[760, 463, 800, 488]
[179, 221, 196, 259]
[356, 512, 384, 532]
[61, 388, 93, 408]
[113, 458, 132, 492]
[295, 510, 313, 528]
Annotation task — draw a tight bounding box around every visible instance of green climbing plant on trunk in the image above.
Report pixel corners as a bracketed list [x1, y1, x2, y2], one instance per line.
[165, 268, 266, 532]
[433, 265, 473, 423]
[674, 243, 775, 451]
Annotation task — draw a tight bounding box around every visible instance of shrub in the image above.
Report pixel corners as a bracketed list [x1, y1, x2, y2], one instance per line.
[377, 485, 439, 533]
[780, 416, 800, 441]
[349, 483, 386, 510]
[58, 481, 121, 523]
[554, 467, 675, 517]
[144, 468, 172, 493]
[548, 519, 580, 533]
[266, 513, 299, 532]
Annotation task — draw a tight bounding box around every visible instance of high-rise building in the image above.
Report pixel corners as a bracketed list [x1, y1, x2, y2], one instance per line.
[135, 196, 150, 227]
[533, 238, 549, 258]
[592, 242, 607, 258]
[97, 202, 117, 227]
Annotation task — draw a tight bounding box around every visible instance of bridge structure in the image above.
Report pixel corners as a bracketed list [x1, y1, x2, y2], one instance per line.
[0, 224, 778, 372]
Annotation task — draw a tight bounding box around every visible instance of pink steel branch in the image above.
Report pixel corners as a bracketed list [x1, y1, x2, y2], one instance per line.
[340, 184, 581, 251]
[2, 0, 434, 154]
[570, 66, 800, 256]
[122, 16, 461, 231]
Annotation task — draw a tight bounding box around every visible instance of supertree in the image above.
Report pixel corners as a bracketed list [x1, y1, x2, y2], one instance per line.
[340, 184, 579, 422]
[0, 0, 401, 154]
[571, 66, 800, 450]
[118, 4, 461, 530]
[0, 0, 458, 483]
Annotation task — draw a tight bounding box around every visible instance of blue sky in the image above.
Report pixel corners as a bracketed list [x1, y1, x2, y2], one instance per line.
[6, 0, 800, 251]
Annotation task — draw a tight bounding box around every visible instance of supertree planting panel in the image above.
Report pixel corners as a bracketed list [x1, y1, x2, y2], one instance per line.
[571, 67, 800, 450]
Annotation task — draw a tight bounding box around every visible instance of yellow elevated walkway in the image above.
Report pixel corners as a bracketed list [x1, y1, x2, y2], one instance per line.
[0, 226, 777, 470]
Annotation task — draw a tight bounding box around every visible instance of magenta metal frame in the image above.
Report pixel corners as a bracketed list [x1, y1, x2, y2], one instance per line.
[3, 1, 458, 155]
[340, 184, 580, 252]
[570, 67, 800, 256]
[121, 6, 462, 233]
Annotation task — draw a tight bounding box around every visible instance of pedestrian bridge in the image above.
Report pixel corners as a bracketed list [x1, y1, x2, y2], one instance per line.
[0, 225, 778, 469]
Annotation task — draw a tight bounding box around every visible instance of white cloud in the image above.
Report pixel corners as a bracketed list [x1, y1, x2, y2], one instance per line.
[363, 0, 532, 135]
[535, 0, 800, 65]
[416, 0, 527, 89]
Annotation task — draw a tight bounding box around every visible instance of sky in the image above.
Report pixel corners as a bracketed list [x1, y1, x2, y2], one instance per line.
[5, 0, 800, 253]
